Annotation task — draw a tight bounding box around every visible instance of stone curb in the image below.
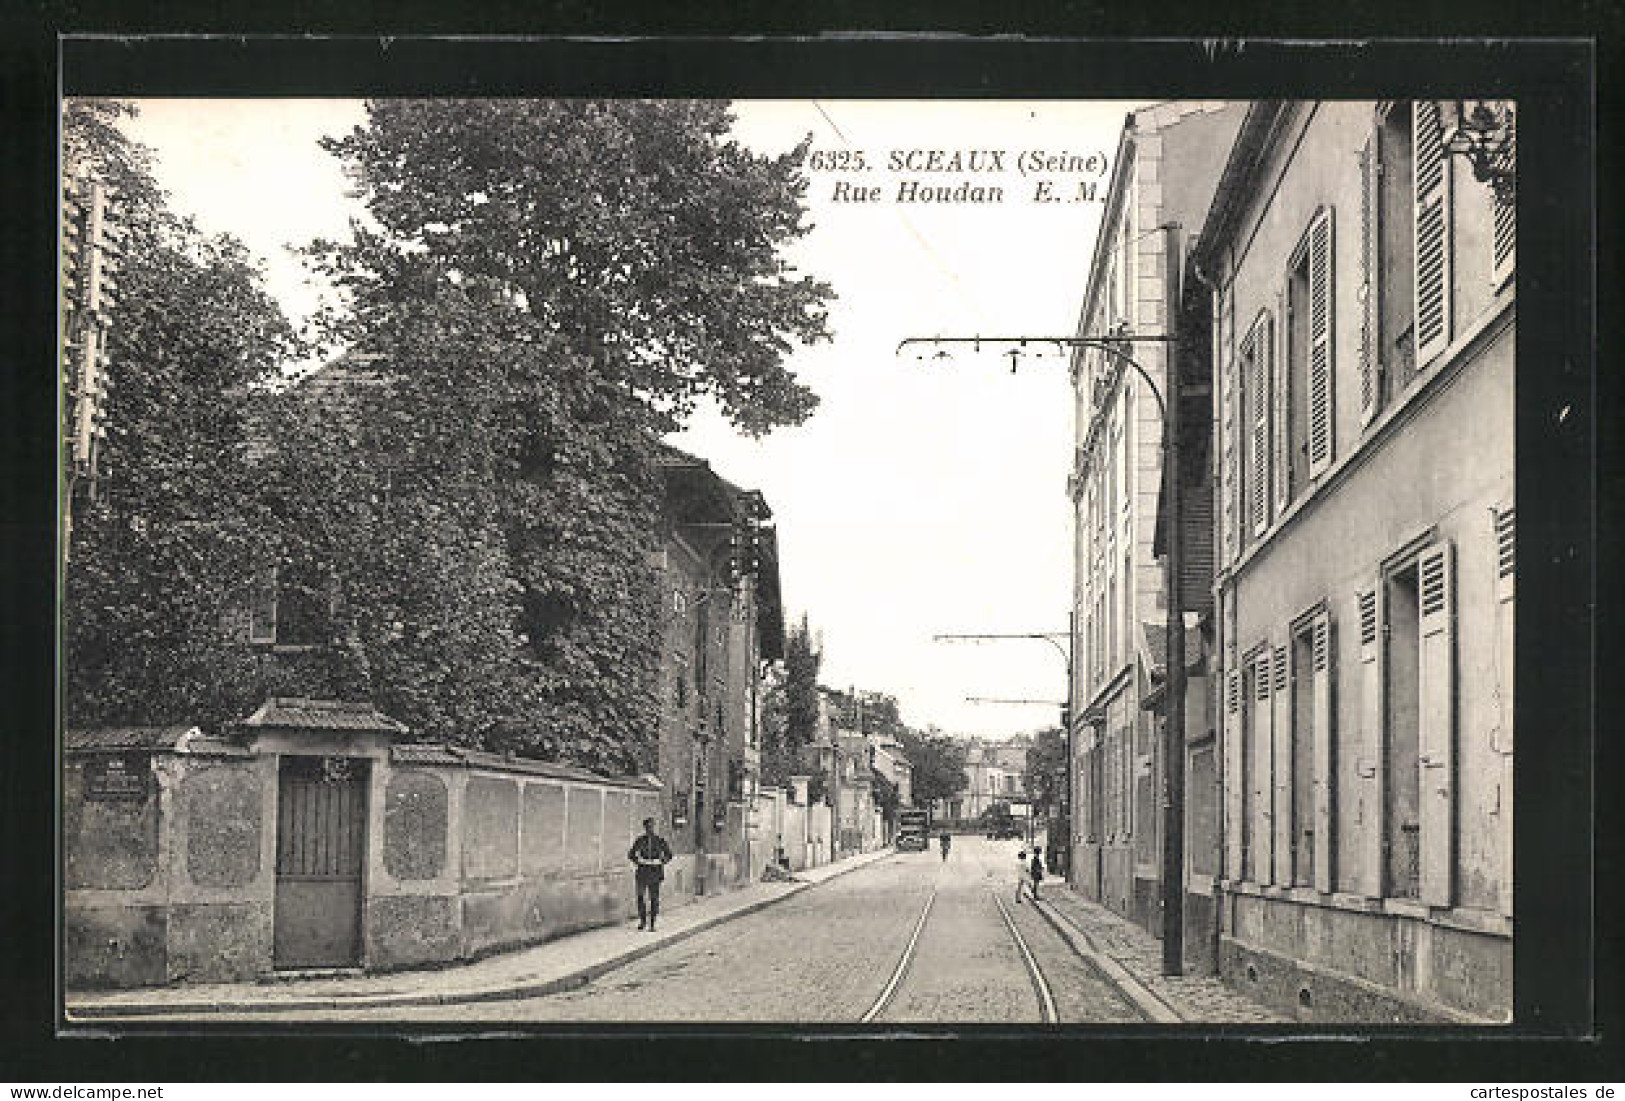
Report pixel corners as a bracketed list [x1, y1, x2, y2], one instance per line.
[1030, 896, 1184, 1024]
[67, 849, 898, 1021]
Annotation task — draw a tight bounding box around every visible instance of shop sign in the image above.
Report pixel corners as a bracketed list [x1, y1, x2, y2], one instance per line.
[83, 752, 149, 801]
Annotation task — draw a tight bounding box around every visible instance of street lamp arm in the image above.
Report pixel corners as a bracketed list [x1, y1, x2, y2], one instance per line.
[895, 335, 1166, 419]
[932, 632, 1070, 666]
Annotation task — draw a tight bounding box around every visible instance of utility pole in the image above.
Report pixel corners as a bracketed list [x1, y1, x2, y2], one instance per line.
[1160, 224, 1188, 977]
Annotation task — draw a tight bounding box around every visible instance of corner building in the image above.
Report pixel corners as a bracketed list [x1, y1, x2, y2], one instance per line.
[1195, 101, 1514, 1022]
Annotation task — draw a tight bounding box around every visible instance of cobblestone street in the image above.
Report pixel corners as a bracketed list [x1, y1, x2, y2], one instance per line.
[112, 838, 1194, 1026]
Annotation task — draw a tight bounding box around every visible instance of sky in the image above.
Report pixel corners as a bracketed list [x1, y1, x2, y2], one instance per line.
[119, 97, 1140, 740]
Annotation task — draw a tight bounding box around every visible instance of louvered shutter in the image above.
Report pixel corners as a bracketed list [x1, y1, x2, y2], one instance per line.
[1220, 288, 1239, 563]
[1417, 541, 1456, 907]
[1251, 647, 1275, 884]
[1224, 665, 1245, 880]
[1311, 611, 1335, 892]
[1356, 585, 1384, 897]
[1247, 321, 1272, 538]
[1495, 514, 1515, 917]
[1360, 129, 1383, 426]
[1307, 208, 1336, 477]
[1414, 101, 1453, 367]
[1271, 637, 1293, 886]
[1496, 506, 1515, 603]
[1272, 295, 1290, 515]
[1493, 105, 1516, 284]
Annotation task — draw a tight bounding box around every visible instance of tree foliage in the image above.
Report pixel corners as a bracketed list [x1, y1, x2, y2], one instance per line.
[65, 98, 834, 779]
[896, 726, 969, 809]
[761, 613, 822, 788]
[285, 99, 833, 771]
[1024, 726, 1068, 816]
[62, 100, 307, 731]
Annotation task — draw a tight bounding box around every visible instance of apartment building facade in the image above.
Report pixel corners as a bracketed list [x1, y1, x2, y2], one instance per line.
[1194, 101, 1515, 1022]
[1067, 102, 1245, 937]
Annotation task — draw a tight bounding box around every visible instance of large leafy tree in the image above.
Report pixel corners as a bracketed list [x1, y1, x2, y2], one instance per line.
[760, 613, 822, 788]
[897, 726, 969, 810]
[62, 101, 306, 731]
[300, 99, 834, 771]
[1024, 726, 1068, 818]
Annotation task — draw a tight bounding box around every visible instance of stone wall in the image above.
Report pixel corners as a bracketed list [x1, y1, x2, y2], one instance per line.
[65, 729, 665, 989]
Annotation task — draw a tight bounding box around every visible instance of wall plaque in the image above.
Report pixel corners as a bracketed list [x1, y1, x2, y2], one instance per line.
[83, 753, 149, 801]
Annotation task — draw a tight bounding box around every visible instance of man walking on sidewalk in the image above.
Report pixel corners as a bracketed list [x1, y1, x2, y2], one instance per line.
[629, 817, 674, 931]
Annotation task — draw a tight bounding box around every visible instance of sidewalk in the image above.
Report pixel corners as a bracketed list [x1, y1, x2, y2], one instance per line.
[66, 848, 898, 1020]
[1036, 885, 1285, 1024]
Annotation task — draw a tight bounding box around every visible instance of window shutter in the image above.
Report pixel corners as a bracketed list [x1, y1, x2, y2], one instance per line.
[1311, 611, 1336, 893]
[1360, 130, 1383, 427]
[1307, 207, 1336, 477]
[1247, 319, 1272, 539]
[1417, 541, 1456, 907]
[1224, 665, 1245, 880]
[1271, 638, 1293, 886]
[1220, 289, 1239, 563]
[1356, 585, 1384, 898]
[1493, 105, 1516, 285]
[1496, 505, 1516, 603]
[1272, 295, 1290, 515]
[1495, 527, 1515, 918]
[1414, 101, 1453, 368]
[1251, 647, 1275, 884]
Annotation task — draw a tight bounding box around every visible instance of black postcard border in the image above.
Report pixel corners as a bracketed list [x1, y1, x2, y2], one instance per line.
[2, 29, 1610, 1083]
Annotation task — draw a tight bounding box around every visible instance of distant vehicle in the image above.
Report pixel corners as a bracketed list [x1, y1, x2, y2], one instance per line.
[896, 808, 930, 851]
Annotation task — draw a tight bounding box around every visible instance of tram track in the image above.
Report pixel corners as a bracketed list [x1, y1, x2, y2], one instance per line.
[860, 885, 938, 1022]
[863, 874, 1066, 1024]
[991, 890, 1059, 1023]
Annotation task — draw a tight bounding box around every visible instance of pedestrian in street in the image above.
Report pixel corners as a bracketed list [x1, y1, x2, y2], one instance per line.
[939, 832, 952, 861]
[628, 817, 674, 932]
[1028, 845, 1045, 902]
[1015, 848, 1031, 903]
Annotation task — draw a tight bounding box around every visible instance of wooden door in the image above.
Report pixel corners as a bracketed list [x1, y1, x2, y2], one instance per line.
[273, 755, 368, 969]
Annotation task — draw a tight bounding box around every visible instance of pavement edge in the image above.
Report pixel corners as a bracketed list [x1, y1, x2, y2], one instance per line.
[1030, 896, 1184, 1024]
[65, 849, 899, 1021]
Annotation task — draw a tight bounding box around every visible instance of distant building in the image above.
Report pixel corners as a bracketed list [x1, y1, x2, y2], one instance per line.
[871, 735, 914, 809]
[1193, 101, 1514, 1021]
[939, 733, 1032, 822]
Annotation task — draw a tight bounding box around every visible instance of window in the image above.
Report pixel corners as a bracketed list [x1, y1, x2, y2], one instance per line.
[1364, 104, 1419, 418]
[1106, 573, 1117, 672]
[248, 568, 277, 644]
[1289, 621, 1316, 886]
[1243, 649, 1269, 883]
[1122, 550, 1133, 675]
[1284, 209, 1336, 496]
[245, 564, 332, 648]
[1383, 561, 1422, 899]
[1240, 313, 1273, 539]
[1374, 541, 1456, 904]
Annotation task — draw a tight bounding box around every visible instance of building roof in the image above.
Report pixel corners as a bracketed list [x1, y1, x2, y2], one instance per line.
[63, 725, 198, 752]
[239, 697, 411, 736]
[1138, 618, 1208, 682]
[1189, 101, 1296, 277]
